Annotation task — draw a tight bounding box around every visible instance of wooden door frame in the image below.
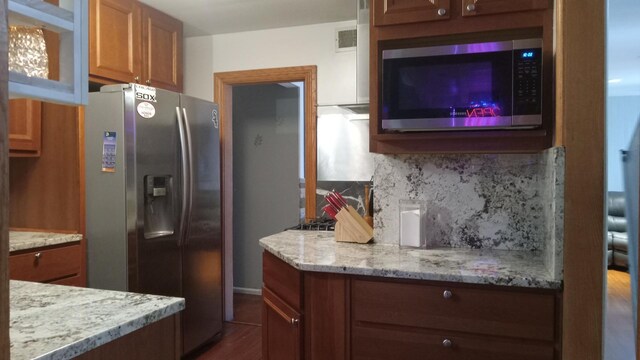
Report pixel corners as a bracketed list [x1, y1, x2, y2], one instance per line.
[556, 0, 606, 358]
[0, 0, 8, 356]
[214, 65, 317, 320]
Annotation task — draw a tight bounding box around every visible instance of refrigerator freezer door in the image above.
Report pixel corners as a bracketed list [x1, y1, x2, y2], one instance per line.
[128, 86, 183, 298]
[180, 95, 223, 353]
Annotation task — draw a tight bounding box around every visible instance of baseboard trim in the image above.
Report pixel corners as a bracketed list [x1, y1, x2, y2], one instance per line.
[233, 287, 262, 296]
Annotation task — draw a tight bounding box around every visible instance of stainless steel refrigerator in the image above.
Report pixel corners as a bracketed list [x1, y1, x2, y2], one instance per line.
[85, 84, 222, 355]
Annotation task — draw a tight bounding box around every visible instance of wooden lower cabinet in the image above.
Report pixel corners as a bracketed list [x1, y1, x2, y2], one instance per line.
[262, 252, 303, 360]
[9, 242, 83, 285]
[351, 326, 554, 360]
[263, 287, 302, 360]
[262, 251, 562, 359]
[76, 314, 181, 359]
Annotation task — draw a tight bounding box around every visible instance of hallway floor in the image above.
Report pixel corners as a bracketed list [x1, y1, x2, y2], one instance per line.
[195, 293, 262, 360]
[605, 269, 634, 360]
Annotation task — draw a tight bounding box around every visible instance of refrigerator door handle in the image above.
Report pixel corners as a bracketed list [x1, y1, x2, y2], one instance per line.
[182, 107, 195, 245]
[176, 107, 190, 247]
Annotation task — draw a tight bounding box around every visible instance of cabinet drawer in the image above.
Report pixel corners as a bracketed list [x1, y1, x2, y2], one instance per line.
[374, 0, 451, 26]
[461, 0, 548, 17]
[10, 244, 82, 283]
[352, 278, 556, 341]
[50, 274, 84, 287]
[352, 325, 554, 360]
[263, 252, 302, 311]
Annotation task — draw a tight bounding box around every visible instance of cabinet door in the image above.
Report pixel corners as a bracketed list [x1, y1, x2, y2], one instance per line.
[374, 0, 451, 26]
[263, 287, 302, 360]
[9, 99, 42, 157]
[462, 0, 548, 16]
[141, 5, 183, 92]
[90, 0, 141, 83]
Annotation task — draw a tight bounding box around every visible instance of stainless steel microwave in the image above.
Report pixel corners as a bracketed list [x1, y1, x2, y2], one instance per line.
[381, 38, 543, 131]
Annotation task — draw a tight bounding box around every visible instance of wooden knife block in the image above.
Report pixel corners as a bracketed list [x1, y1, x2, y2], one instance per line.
[335, 205, 373, 244]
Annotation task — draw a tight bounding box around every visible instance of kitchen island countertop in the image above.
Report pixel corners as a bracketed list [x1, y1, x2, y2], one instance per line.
[9, 231, 83, 252]
[10, 281, 185, 360]
[260, 230, 562, 289]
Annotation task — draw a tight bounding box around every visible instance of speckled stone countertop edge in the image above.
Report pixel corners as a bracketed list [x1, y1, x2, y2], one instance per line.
[259, 234, 562, 290]
[34, 300, 185, 360]
[9, 231, 83, 253]
[10, 280, 186, 360]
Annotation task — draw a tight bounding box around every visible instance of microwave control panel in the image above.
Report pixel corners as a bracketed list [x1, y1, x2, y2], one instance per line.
[513, 49, 542, 116]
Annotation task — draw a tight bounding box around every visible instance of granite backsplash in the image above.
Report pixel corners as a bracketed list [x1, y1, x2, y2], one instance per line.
[373, 147, 565, 278]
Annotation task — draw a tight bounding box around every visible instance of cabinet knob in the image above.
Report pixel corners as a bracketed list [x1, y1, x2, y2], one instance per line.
[134, 76, 140, 83]
[443, 290, 453, 299]
[443, 339, 453, 348]
[466, 3, 476, 12]
[146, 80, 151, 86]
[34, 252, 42, 260]
[437, 8, 447, 16]
[291, 318, 300, 326]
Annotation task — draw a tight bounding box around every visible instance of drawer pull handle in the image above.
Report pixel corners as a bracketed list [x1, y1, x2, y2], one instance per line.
[437, 8, 447, 16]
[466, 3, 476, 12]
[34, 252, 42, 260]
[443, 339, 453, 348]
[443, 290, 453, 299]
[264, 296, 300, 328]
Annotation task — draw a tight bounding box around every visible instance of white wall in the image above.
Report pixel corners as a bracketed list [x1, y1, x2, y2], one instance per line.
[183, 36, 214, 101]
[183, 20, 357, 105]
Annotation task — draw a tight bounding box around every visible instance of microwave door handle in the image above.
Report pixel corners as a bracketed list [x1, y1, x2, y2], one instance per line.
[182, 107, 195, 245]
[176, 107, 189, 247]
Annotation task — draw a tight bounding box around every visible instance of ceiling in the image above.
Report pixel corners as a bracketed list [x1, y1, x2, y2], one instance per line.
[139, 0, 356, 37]
[608, 0, 640, 96]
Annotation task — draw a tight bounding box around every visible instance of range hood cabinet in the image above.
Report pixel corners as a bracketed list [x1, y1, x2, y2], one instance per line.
[356, 0, 369, 104]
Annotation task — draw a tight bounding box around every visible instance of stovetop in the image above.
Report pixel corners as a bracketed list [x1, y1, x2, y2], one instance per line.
[286, 219, 336, 231]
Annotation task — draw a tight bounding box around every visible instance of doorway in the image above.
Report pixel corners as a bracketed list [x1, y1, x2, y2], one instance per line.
[604, 0, 640, 358]
[231, 83, 303, 293]
[214, 66, 317, 321]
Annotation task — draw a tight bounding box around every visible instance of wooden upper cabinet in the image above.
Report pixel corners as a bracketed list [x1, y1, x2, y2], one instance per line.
[90, 0, 142, 84]
[461, 0, 548, 17]
[374, 0, 451, 26]
[8, 100, 42, 157]
[141, 4, 183, 92]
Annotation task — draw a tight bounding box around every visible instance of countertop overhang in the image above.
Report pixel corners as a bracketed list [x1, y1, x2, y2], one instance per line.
[10, 281, 185, 360]
[259, 230, 562, 290]
[9, 231, 82, 252]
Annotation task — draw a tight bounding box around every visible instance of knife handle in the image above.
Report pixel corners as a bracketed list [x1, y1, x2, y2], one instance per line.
[333, 191, 349, 207]
[325, 194, 344, 211]
[322, 205, 338, 220]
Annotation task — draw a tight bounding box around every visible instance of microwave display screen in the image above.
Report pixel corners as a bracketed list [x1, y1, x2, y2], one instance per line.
[383, 51, 512, 121]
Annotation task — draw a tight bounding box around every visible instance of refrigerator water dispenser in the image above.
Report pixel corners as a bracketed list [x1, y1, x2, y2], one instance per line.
[144, 175, 175, 239]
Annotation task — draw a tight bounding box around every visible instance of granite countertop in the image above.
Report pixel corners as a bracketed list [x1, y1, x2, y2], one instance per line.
[9, 231, 83, 252]
[10, 281, 185, 360]
[259, 230, 562, 290]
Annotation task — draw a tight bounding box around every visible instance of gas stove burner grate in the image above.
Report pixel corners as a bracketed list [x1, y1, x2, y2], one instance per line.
[286, 219, 336, 231]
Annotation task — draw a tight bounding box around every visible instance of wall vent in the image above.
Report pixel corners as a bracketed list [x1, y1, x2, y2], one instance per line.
[335, 27, 357, 52]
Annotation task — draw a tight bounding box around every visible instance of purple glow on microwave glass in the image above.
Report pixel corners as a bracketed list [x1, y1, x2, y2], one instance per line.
[463, 116, 502, 127]
[462, 42, 505, 55]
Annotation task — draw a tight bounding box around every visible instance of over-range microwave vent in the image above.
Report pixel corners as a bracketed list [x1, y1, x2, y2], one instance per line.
[336, 27, 357, 52]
